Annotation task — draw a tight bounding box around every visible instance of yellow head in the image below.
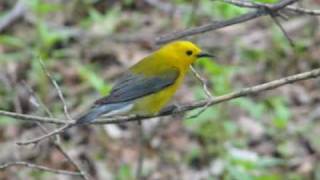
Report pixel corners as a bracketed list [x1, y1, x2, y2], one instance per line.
[156, 41, 212, 69]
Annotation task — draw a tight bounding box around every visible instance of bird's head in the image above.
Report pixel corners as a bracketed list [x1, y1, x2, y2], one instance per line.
[157, 41, 213, 68]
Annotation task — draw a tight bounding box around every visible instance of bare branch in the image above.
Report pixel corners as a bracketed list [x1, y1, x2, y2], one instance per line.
[222, 0, 320, 15]
[0, 161, 82, 176]
[0, 110, 68, 124]
[222, 0, 319, 47]
[33, 123, 89, 180]
[21, 71, 90, 180]
[0, 67, 318, 125]
[81, 68, 320, 123]
[269, 12, 295, 46]
[222, 0, 286, 9]
[156, 0, 297, 44]
[16, 123, 73, 145]
[54, 145, 90, 180]
[188, 65, 214, 118]
[190, 65, 213, 99]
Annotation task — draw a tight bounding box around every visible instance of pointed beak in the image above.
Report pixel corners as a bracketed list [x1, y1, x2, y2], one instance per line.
[197, 52, 214, 58]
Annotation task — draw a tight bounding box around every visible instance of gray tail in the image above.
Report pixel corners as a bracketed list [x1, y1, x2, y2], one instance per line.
[76, 102, 131, 125]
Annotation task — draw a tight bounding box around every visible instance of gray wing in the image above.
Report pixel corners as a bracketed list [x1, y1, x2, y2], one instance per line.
[94, 69, 179, 105]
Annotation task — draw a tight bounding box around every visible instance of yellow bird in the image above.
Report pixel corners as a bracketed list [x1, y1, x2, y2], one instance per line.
[77, 41, 212, 124]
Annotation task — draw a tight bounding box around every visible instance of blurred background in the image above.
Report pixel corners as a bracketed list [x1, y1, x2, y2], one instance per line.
[0, 0, 320, 179]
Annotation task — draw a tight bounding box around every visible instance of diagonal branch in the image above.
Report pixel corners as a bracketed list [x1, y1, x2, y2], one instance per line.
[222, 0, 312, 47]
[16, 123, 73, 145]
[0, 68, 318, 125]
[269, 12, 295, 46]
[18, 63, 90, 179]
[12, 67, 320, 144]
[188, 65, 214, 118]
[38, 59, 72, 120]
[156, 0, 298, 44]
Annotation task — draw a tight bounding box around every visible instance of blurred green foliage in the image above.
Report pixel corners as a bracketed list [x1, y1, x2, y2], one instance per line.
[202, 1, 247, 19]
[0, 0, 317, 179]
[81, 6, 121, 34]
[79, 65, 112, 95]
[116, 164, 133, 180]
[0, 117, 18, 126]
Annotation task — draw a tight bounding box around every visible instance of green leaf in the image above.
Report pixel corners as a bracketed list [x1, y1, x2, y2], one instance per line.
[27, 0, 60, 15]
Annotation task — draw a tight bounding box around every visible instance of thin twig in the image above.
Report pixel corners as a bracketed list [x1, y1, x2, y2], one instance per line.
[269, 12, 295, 46]
[156, 0, 297, 44]
[222, 0, 296, 46]
[15, 78, 75, 145]
[0, 161, 81, 176]
[22, 72, 90, 180]
[222, 0, 320, 15]
[38, 59, 72, 120]
[28, 123, 89, 180]
[190, 65, 213, 98]
[16, 123, 73, 145]
[0, 110, 68, 124]
[222, 0, 285, 9]
[188, 65, 214, 118]
[54, 145, 90, 180]
[34, 123, 89, 179]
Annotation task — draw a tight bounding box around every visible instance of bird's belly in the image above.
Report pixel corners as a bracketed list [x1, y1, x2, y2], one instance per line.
[131, 82, 180, 116]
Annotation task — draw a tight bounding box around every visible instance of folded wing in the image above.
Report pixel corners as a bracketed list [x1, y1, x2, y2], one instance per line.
[95, 68, 179, 105]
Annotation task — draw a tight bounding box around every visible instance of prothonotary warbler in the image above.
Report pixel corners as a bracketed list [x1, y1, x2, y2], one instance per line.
[76, 41, 212, 124]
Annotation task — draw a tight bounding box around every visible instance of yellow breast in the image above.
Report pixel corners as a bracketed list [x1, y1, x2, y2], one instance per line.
[131, 74, 184, 115]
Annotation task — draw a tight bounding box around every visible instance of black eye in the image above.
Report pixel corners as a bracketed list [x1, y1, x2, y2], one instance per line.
[186, 50, 193, 56]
